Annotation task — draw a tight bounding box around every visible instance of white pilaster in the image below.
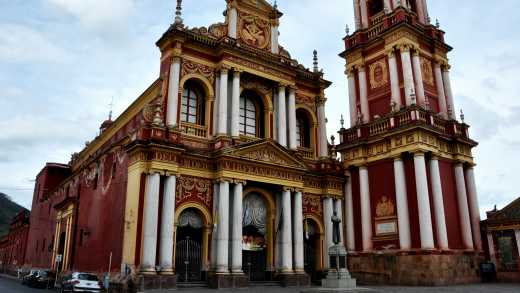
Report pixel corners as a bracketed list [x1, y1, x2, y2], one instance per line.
[392, 0, 399, 9]
[210, 182, 219, 270]
[216, 180, 230, 273]
[344, 174, 356, 251]
[360, 0, 369, 28]
[167, 57, 181, 127]
[393, 157, 411, 250]
[384, 0, 392, 12]
[487, 233, 496, 264]
[275, 192, 282, 270]
[334, 199, 344, 245]
[141, 173, 161, 272]
[429, 158, 449, 250]
[213, 75, 220, 136]
[415, 0, 426, 23]
[288, 87, 297, 150]
[347, 68, 358, 126]
[277, 85, 287, 147]
[293, 191, 305, 272]
[230, 70, 241, 137]
[353, 0, 362, 30]
[400, 45, 416, 106]
[231, 182, 243, 273]
[271, 25, 279, 54]
[442, 66, 456, 119]
[413, 153, 435, 249]
[454, 163, 474, 249]
[388, 50, 402, 109]
[515, 230, 520, 260]
[318, 102, 328, 157]
[228, 7, 237, 39]
[412, 51, 426, 106]
[159, 175, 176, 272]
[281, 189, 293, 272]
[323, 197, 334, 268]
[358, 66, 370, 123]
[465, 167, 482, 250]
[359, 166, 373, 251]
[433, 62, 448, 118]
[217, 69, 229, 136]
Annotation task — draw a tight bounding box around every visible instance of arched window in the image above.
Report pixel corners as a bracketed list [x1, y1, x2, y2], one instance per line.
[239, 91, 264, 137]
[296, 110, 311, 148]
[181, 81, 205, 125]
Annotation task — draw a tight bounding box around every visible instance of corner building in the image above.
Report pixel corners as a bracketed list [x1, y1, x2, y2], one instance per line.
[337, 0, 483, 285]
[26, 0, 345, 290]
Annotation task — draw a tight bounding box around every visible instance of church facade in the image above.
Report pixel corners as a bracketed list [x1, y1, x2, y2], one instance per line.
[25, 0, 343, 290]
[337, 0, 482, 286]
[23, 0, 483, 290]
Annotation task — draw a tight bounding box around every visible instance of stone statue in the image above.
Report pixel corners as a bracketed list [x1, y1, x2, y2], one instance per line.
[332, 211, 341, 245]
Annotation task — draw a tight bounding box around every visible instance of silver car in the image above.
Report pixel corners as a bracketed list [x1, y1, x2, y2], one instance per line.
[60, 272, 102, 293]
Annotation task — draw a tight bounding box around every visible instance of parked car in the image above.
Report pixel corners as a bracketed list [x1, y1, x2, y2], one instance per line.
[60, 272, 102, 293]
[26, 270, 55, 289]
[21, 270, 37, 285]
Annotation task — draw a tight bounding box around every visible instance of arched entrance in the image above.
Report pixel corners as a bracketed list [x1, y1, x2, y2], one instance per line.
[175, 208, 204, 282]
[303, 217, 323, 282]
[242, 192, 268, 281]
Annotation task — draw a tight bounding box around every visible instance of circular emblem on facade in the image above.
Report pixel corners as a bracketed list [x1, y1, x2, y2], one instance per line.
[239, 13, 270, 49]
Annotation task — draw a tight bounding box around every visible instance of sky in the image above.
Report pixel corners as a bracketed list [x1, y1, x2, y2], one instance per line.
[0, 0, 519, 218]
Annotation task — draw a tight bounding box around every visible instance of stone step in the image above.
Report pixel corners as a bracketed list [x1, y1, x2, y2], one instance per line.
[248, 281, 282, 287]
[177, 281, 209, 289]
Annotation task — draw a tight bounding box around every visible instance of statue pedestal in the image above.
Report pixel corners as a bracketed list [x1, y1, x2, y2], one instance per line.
[321, 245, 357, 290]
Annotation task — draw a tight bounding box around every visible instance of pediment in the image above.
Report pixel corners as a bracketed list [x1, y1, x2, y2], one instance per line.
[224, 140, 308, 170]
[491, 197, 520, 220]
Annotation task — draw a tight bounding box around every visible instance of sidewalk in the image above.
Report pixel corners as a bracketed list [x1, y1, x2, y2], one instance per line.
[0, 273, 19, 281]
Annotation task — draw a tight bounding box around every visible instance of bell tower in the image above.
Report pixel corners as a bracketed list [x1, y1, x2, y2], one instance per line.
[337, 0, 483, 286]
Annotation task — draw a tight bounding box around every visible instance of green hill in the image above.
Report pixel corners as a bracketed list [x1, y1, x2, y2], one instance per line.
[0, 193, 27, 237]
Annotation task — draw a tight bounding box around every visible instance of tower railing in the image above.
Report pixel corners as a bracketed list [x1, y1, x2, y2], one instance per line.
[338, 106, 473, 147]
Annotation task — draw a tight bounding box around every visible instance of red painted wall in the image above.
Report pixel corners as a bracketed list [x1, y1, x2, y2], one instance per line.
[439, 160, 464, 249]
[403, 156, 421, 249]
[350, 168, 363, 251]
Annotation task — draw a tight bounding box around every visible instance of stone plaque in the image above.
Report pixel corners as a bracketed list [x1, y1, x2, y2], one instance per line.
[375, 221, 397, 236]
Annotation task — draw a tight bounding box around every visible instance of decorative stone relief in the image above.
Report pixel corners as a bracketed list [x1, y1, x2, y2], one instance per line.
[238, 12, 270, 49]
[369, 59, 389, 89]
[182, 60, 215, 84]
[421, 57, 434, 86]
[375, 196, 395, 218]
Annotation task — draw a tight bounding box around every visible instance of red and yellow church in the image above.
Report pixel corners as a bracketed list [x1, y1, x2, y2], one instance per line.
[23, 0, 483, 289]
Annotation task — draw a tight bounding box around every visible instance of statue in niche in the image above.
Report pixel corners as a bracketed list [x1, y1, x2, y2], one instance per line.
[332, 211, 342, 245]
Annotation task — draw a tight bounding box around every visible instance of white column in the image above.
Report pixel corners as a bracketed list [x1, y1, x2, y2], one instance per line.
[347, 68, 358, 126]
[413, 153, 435, 249]
[292, 191, 304, 272]
[412, 51, 426, 106]
[141, 173, 161, 272]
[359, 166, 373, 251]
[454, 163, 474, 249]
[275, 192, 282, 270]
[288, 87, 297, 150]
[167, 57, 181, 127]
[393, 157, 411, 250]
[228, 7, 237, 38]
[421, 0, 430, 23]
[360, 0, 369, 28]
[388, 49, 402, 109]
[515, 230, 520, 260]
[353, 0, 362, 30]
[344, 174, 356, 251]
[442, 65, 456, 119]
[213, 75, 220, 135]
[433, 62, 448, 118]
[429, 158, 449, 250]
[216, 180, 230, 273]
[487, 233, 496, 264]
[277, 85, 287, 147]
[280, 188, 293, 272]
[323, 197, 334, 268]
[231, 182, 243, 273]
[465, 167, 482, 250]
[358, 66, 370, 123]
[217, 68, 229, 136]
[317, 102, 328, 157]
[400, 45, 416, 106]
[159, 175, 176, 272]
[415, 0, 426, 23]
[392, 0, 399, 9]
[271, 24, 279, 54]
[334, 199, 344, 245]
[384, 0, 392, 12]
[230, 70, 241, 137]
[210, 182, 219, 270]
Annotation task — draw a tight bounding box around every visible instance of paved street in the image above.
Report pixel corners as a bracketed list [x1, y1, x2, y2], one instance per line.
[0, 276, 519, 293]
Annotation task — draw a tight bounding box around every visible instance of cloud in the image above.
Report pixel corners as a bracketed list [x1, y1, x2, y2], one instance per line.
[0, 23, 71, 64]
[47, 0, 136, 33]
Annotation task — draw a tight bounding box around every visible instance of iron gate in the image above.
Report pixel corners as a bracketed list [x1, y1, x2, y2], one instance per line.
[175, 237, 202, 282]
[243, 250, 267, 281]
